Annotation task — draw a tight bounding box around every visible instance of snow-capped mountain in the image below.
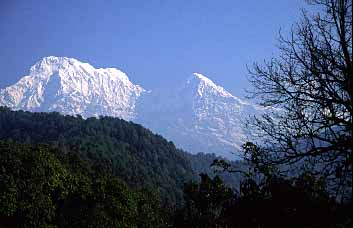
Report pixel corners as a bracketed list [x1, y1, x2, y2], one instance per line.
[136, 73, 262, 159]
[0, 56, 144, 120]
[0, 56, 264, 159]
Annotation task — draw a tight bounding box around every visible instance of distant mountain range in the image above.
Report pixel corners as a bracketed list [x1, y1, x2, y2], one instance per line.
[0, 56, 265, 159]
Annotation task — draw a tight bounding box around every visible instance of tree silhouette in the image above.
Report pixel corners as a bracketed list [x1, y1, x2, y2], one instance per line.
[176, 171, 352, 228]
[247, 0, 352, 198]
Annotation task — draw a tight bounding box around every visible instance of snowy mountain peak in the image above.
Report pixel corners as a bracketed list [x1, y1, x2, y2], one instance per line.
[185, 72, 234, 99]
[134, 72, 263, 159]
[187, 72, 214, 86]
[0, 56, 145, 120]
[30, 56, 79, 73]
[0, 57, 265, 159]
[192, 72, 214, 84]
[30, 56, 131, 83]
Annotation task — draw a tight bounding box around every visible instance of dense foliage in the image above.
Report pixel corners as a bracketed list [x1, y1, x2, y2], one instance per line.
[0, 141, 169, 228]
[187, 152, 246, 189]
[177, 142, 352, 227]
[175, 172, 352, 228]
[0, 107, 351, 227]
[0, 107, 194, 206]
[1, 1, 350, 226]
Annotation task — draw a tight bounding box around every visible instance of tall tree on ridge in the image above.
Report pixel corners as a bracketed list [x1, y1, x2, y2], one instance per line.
[247, 0, 352, 198]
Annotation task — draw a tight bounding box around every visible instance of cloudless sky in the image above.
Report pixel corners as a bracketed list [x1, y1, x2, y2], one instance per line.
[0, 0, 306, 98]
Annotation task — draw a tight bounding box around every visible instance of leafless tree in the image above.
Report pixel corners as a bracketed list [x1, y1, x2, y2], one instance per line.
[247, 0, 352, 199]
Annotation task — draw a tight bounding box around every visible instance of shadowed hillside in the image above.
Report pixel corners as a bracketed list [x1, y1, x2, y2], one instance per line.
[0, 106, 195, 206]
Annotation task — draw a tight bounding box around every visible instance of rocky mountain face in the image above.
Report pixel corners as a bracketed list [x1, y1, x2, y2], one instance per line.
[0, 56, 264, 159]
[0, 56, 144, 120]
[136, 73, 262, 159]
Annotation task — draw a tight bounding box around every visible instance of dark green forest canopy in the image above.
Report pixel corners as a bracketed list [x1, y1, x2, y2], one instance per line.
[0, 107, 351, 227]
[0, 106, 195, 206]
[0, 141, 169, 227]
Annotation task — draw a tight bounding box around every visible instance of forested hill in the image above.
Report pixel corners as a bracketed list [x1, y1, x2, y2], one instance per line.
[0, 106, 195, 206]
[0, 141, 170, 227]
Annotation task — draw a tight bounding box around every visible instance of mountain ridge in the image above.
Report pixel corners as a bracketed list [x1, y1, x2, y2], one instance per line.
[0, 56, 263, 159]
[0, 56, 144, 120]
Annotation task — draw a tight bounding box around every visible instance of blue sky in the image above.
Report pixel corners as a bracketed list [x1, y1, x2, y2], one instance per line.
[0, 0, 306, 98]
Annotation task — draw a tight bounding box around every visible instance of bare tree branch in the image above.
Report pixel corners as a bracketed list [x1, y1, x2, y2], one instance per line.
[246, 0, 352, 199]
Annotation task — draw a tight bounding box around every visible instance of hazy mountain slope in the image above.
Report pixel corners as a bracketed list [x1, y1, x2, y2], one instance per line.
[137, 73, 264, 159]
[0, 56, 264, 159]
